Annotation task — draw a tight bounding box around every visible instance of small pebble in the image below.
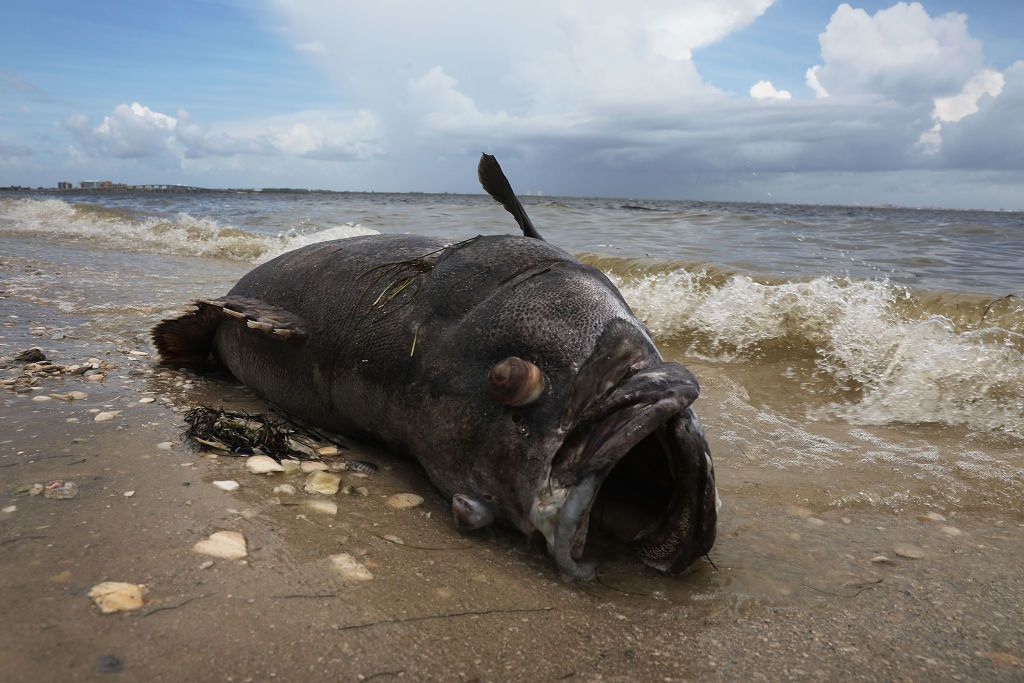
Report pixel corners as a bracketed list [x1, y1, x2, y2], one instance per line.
[198, 561, 214, 570]
[280, 459, 302, 474]
[919, 512, 947, 522]
[2, 505, 15, 513]
[870, 555, 893, 564]
[273, 484, 296, 495]
[941, 526, 963, 537]
[138, 397, 156, 404]
[32, 395, 52, 402]
[94, 411, 121, 422]
[123, 490, 135, 498]
[316, 446, 340, 457]
[300, 461, 328, 473]
[85, 373, 106, 383]
[67, 391, 89, 400]
[213, 480, 240, 492]
[157, 441, 175, 450]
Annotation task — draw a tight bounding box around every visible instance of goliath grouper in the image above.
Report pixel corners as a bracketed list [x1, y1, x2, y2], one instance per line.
[153, 155, 718, 579]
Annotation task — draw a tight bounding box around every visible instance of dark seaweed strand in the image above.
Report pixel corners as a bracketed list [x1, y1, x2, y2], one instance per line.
[182, 406, 325, 461]
[352, 238, 477, 321]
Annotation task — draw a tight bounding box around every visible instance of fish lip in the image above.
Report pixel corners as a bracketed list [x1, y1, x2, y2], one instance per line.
[532, 363, 715, 579]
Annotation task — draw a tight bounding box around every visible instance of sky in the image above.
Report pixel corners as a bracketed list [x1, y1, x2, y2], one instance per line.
[1, 0, 1022, 209]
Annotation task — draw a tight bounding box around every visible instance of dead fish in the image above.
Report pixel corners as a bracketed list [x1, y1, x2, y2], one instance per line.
[152, 154, 718, 579]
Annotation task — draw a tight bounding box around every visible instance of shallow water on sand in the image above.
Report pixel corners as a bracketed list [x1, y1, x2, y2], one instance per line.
[2, 194, 1023, 680]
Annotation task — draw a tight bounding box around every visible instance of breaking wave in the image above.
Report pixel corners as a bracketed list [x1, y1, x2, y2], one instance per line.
[0, 197, 377, 263]
[589, 255, 1024, 439]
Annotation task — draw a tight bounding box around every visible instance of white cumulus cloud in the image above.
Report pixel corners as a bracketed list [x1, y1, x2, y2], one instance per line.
[64, 103, 382, 163]
[750, 80, 792, 100]
[806, 2, 983, 103]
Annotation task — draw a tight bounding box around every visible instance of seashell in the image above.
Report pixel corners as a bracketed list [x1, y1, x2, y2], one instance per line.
[385, 493, 424, 509]
[89, 581, 146, 613]
[304, 471, 342, 495]
[193, 530, 247, 559]
[488, 357, 544, 406]
[246, 455, 284, 474]
[303, 499, 338, 515]
[329, 553, 373, 583]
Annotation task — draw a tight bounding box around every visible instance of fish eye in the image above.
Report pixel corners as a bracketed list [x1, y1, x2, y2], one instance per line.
[488, 356, 544, 406]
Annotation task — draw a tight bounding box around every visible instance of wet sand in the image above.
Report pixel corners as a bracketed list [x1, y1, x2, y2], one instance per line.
[2, 240, 1023, 682]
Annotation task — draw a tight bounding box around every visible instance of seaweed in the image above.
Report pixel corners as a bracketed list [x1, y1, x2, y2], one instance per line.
[181, 406, 344, 461]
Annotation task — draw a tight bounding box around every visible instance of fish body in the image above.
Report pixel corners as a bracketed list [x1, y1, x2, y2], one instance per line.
[153, 157, 717, 578]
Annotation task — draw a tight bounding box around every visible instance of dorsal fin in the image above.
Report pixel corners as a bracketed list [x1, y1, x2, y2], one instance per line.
[478, 153, 544, 241]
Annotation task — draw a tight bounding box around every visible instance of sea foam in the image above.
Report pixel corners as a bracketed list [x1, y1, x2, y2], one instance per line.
[0, 197, 378, 263]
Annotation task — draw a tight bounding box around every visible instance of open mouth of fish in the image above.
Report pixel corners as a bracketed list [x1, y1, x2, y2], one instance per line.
[531, 362, 718, 579]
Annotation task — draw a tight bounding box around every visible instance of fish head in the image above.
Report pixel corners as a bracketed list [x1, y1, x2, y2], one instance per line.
[428, 254, 717, 579]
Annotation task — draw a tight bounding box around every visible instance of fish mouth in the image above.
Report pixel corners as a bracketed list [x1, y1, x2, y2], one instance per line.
[531, 362, 718, 579]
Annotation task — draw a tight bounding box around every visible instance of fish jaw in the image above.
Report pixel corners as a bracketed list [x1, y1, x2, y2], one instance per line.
[530, 363, 717, 579]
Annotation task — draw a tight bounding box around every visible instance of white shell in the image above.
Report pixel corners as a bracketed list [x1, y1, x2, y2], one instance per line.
[246, 455, 284, 474]
[330, 553, 374, 583]
[89, 581, 146, 613]
[193, 531, 247, 560]
[385, 493, 424, 510]
[304, 471, 342, 495]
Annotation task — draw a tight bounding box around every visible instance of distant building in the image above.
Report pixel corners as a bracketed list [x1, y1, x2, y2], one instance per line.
[80, 180, 113, 189]
[57, 181, 72, 190]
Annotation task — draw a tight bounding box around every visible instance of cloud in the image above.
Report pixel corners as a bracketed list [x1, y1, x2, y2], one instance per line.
[0, 139, 33, 158]
[933, 68, 1004, 123]
[295, 41, 328, 55]
[64, 103, 382, 162]
[806, 3, 983, 103]
[939, 61, 1024, 170]
[750, 80, 792, 100]
[65, 103, 178, 159]
[0, 70, 49, 101]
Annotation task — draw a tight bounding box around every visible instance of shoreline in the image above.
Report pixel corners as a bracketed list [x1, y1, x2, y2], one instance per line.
[2, 231, 1023, 681]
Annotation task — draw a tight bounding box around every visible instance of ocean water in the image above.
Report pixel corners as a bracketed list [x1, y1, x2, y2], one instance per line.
[2, 190, 1022, 513]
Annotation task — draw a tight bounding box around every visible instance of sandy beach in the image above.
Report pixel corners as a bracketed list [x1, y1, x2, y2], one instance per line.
[3, 232, 1023, 682]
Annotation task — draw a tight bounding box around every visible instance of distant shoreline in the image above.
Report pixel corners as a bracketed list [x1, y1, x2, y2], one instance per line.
[1, 185, 1020, 214]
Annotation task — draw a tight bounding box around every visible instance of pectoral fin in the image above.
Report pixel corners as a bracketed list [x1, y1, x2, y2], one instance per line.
[152, 296, 308, 369]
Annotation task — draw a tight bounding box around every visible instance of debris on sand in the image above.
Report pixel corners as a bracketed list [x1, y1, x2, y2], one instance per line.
[893, 543, 926, 559]
[386, 493, 424, 510]
[193, 531, 247, 560]
[89, 581, 147, 613]
[15, 348, 46, 362]
[182, 406, 344, 461]
[246, 455, 284, 475]
[43, 480, 78, 499]
[303, 499, 338, 516]
[330, 553, 374, 583]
